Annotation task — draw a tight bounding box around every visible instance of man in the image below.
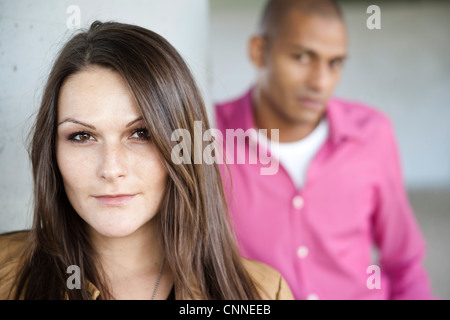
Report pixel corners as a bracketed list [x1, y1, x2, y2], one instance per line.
[215, 0, 434, 299]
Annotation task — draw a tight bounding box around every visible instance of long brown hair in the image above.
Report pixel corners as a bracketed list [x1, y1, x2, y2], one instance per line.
[11, 21, 261, 299]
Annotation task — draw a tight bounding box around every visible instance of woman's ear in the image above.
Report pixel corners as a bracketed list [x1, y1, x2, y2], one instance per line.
[248, 35, 267, 69]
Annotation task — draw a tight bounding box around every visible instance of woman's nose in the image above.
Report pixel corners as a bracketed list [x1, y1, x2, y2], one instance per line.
[97, 143, 128, 182]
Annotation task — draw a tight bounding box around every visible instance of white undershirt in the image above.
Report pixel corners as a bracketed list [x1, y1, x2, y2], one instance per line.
[260, 118, 329, 189]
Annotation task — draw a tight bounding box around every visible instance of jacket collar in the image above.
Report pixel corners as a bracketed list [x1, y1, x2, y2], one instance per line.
[64, 281, 100, 300]
[86, 281, 101, 300]
[82, 280, 203, 300]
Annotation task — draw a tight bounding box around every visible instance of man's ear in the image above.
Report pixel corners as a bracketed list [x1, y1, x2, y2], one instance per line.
[248, 35, 267, 68]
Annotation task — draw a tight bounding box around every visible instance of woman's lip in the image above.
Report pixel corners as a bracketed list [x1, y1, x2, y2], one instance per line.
[94, 194, 136, 206]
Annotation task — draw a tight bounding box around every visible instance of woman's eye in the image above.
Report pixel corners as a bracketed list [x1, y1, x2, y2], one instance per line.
[69, 132, 94, 142]
[131, 128, 150, 141]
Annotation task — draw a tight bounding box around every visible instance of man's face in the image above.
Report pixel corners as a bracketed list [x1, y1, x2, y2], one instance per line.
[257, 10, 348, 126]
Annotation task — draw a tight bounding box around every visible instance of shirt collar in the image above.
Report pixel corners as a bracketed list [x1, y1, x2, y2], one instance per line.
[243, 87, 361, 145]
[242, 88, 257, 131]
[325, 98, 361, 144]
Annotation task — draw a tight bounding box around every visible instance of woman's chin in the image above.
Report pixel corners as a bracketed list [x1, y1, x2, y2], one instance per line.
[88, 221, 145, 240]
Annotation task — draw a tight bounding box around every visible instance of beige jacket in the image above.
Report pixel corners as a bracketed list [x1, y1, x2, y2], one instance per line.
[0, 231, 294, 300]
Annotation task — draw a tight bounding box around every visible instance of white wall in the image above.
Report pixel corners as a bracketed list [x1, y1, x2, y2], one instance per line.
[210, 0, 450, 190]
[0, 0, 210, 233]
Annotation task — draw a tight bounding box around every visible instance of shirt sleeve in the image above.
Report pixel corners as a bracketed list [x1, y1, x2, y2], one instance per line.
[371, 117, 435, 300]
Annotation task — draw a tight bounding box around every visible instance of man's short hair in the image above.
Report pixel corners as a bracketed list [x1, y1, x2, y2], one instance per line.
[258, 0, 343, 39]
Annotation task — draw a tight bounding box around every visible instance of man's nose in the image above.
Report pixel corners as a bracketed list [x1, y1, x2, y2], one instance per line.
[307, 62, 332, 93]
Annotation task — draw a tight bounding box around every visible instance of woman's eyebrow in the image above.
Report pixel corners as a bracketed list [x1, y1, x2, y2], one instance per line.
[57, 117, 144, 129]
[57, 118, 96, 130]
[125, 117, 144, 128]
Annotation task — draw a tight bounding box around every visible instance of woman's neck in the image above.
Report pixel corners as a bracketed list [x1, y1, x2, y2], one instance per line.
[89, 220, 172, 299]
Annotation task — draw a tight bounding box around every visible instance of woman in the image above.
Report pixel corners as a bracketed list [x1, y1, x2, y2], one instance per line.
[0, 21, 293, 300]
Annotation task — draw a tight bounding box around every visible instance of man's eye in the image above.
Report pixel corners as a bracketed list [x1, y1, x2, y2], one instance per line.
[293, 53, 310, 63]
[330, 59, 344, 69]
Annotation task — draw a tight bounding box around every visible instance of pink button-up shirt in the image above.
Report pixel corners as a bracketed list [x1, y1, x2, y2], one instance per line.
[215, 88, 434, 300]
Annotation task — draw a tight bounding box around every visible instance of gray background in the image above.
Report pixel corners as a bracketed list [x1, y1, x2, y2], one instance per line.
[1, 0, 449, 299]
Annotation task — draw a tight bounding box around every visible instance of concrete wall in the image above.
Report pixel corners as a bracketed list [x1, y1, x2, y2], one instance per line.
[210, 0, 450, 190]
[0, 0, 210, 233]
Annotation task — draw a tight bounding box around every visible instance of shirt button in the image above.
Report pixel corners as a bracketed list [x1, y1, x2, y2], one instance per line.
[306, 293, 319, 300]
[292, 195, 304, 209]
[297, 246, 309, 259]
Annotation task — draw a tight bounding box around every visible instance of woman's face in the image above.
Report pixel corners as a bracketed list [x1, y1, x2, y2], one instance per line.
[56, 66, 168, 239]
